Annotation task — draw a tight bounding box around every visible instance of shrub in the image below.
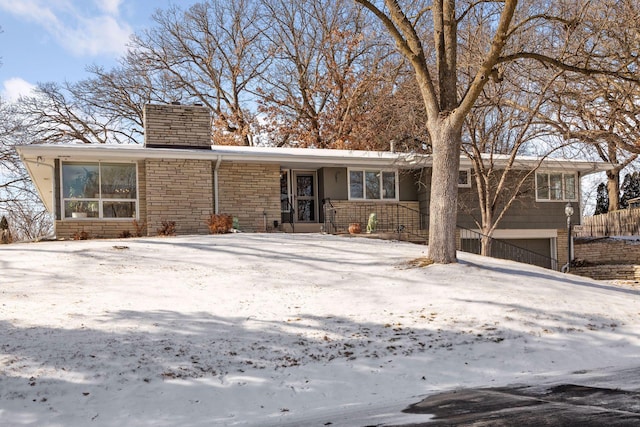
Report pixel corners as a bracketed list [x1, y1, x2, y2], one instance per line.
[73, 231, 90, 240]
[206, 214, 233, 234]
[119, 230, 132, 238]
[157, 221, 176, 236]
[133, 219, 146, 237]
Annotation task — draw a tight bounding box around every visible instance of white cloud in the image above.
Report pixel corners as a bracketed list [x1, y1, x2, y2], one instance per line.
[0, 0, 131, 57]
[2, 77, 37, 101]
[95, 0, 122, 15]
[61, 14, 132, 56]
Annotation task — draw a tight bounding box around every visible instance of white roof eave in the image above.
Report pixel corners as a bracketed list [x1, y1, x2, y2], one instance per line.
[16, 144, 613, 215]
[458, 155, 613, 175]
[16, 144, 428, 168]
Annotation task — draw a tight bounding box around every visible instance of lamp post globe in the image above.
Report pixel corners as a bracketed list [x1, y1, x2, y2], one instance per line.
[565, 203, 574, 218]
[565, 203, 574, 272]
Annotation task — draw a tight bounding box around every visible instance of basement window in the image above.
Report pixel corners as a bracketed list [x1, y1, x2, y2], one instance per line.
[61, 162, 138, 219]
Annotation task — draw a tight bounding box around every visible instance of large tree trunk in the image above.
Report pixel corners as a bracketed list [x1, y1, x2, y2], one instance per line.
[606, 169, 620, 212]
[606, 142, 620, 211]
[480, 217, 494, 257]
[428, 120, 462, 263]
[480, 235, 492, 257]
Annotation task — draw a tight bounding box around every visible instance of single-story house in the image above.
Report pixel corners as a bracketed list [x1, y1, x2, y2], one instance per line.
[16, 103, 610, 268]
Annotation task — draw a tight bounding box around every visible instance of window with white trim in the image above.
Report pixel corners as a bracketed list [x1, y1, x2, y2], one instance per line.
[458, 169, 471, 188]
[348, 169, 398, 200]
[61, 162, 138, 219]
[536, 171, 577, 201]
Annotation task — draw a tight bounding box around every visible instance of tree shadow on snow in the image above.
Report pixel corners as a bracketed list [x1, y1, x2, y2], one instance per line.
[1, 301, 639, 426]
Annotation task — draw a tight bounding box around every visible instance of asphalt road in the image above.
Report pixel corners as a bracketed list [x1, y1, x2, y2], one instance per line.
[265, 366, 640, 426]
[396, 383, 640, 426]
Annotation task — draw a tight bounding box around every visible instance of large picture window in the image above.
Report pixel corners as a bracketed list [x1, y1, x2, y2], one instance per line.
[62, 162, 137, 219]
[349, 169, 398, 201]
[536, 171, 577, 201]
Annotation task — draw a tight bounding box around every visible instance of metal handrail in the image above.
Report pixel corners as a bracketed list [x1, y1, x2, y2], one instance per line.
[457, 225, 558, 270]
[322, 198, 337, 234]
[281, 197, 295, 233]
[321, 199, 558, 270]
[321, 198, 427, 241]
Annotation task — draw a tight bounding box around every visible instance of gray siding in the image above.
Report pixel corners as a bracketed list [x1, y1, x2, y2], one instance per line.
[319, 167, 348, 200]
[420, 167, 578, 230]
[399, 170, 420, 201]
[319, 167, 419, 202]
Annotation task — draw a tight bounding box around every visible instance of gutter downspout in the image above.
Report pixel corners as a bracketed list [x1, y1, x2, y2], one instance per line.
[21, 156, 57, 240]
[214, 156, 222, 214]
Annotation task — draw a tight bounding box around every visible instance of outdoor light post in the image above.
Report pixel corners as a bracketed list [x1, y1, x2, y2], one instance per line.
[565, 202, 574, 272]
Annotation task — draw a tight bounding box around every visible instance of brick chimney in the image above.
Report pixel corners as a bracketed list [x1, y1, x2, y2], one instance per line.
[143, 103, 212, 149]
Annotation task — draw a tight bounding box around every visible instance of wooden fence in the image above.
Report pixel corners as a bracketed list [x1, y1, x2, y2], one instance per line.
[576, 208, 640, 237]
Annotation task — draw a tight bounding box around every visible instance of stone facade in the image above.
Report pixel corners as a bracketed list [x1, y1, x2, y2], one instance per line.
[574, 237, 640, 265]
[217, 162, 280, 232]
[557, 228, 569, 269]
[143, 104, 211, 149]
[55, 219, 144, 240]
[145, 158, 213, 235]
[571, 237, 640, 281]
[572, 265, 640, 281]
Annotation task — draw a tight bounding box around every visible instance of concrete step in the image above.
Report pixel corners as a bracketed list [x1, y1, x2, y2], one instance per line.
[281, 223, 323, 233]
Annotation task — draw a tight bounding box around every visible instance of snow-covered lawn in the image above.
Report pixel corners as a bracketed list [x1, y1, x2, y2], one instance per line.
[1, 233, 639, 426]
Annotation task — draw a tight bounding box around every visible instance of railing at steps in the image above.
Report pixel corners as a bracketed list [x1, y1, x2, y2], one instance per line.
[321, 199, 558, 269]
[281, 197, 295, 233]
[458, 226, 558, 270]
[322, 198, 427, 242]
[321, 198, 338, 234]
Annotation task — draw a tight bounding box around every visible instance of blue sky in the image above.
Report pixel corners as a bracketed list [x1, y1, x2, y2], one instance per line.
[0, 0, 200, 101]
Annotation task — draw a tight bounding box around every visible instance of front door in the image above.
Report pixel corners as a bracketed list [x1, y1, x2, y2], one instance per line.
[293, 171, 317, 222]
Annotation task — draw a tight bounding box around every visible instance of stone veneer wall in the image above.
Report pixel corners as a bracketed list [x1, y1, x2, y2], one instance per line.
[217, 162, 280, 232]
[573, 265, 640, 281]
[571, 237, 640, 281]
[55, 220, 142, 239]
[143, 104, 211, 148]
[145, 159, 213, 235]
[55, 161, 147, 239]
[574, 237, 640, 265]
[557, 228, 569, 269]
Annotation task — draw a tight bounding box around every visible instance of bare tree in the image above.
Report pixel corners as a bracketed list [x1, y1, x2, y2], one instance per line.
[69, 60, 185, 144]
[460, 69, 563, 256]
[19, 82, 124, 145]
[0, 97, 53, 240]
[257, 0, 398, 149]
[2, 198, 53, 241]
[353, 0, 639, 263]
[131, 0, 269, 145]
[345, 71, 433, 152]
[1, 99, 28, 201]
[548, 76, 640, 212]
[489, 0, 640, 214]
